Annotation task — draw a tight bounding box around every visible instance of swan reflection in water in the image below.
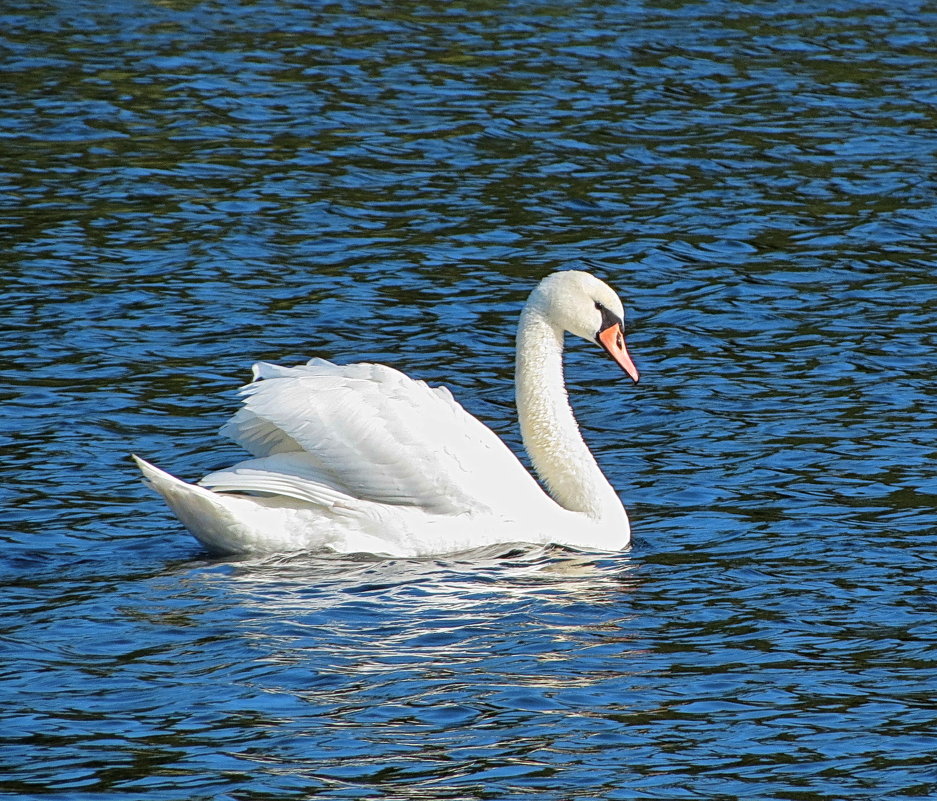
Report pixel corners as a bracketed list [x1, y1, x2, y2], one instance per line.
[135, 271, 639, 558]
[196, 544, 641, 613]
[130, 544, 641, 713]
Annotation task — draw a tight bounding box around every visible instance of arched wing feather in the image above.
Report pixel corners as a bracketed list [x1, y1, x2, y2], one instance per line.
[217, 359, 548, 516]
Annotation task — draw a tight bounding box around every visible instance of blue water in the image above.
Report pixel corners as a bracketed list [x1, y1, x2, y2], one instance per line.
[3, 1, 937, 798]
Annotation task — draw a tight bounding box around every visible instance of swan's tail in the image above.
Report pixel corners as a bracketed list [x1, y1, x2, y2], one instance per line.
[132, 454, 261, 555]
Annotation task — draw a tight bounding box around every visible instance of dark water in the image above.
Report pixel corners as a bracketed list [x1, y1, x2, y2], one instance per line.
[3, 1, 937, 798]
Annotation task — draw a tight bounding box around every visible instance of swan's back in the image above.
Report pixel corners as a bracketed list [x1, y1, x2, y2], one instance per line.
[202, 358, 550, 519]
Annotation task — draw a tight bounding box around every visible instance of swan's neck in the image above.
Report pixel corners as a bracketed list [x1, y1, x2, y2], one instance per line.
[515, 307, 625, 523]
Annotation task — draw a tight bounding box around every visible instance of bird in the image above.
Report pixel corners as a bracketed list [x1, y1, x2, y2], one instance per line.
[133, 270, 640, 557]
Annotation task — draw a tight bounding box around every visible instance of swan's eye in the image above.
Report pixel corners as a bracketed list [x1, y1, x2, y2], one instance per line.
[594, 301, 603, 311]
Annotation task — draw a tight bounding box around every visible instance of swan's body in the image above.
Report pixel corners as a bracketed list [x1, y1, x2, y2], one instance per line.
[134, 271, 639, 557]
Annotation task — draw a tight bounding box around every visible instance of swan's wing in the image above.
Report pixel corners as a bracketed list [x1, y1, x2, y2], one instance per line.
[199, 452, 357, 508]
[216, 359, 548, 516]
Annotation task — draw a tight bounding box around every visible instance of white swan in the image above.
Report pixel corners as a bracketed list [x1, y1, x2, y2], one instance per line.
[133, 270, 640, 557]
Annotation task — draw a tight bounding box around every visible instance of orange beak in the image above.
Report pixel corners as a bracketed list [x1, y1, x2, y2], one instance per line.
[597, 323, 639, 383]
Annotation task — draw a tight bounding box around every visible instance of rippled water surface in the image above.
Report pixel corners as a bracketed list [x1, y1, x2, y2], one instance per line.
[3, 1, 937, 798]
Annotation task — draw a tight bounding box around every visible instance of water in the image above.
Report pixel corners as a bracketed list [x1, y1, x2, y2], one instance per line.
[2, 0, 936, 798]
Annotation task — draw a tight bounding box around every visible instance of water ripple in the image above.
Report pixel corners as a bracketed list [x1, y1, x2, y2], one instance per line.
[2, 0, 936, 798]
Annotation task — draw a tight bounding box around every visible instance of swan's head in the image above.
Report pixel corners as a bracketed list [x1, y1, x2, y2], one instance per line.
[530, 270, 639, 382]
